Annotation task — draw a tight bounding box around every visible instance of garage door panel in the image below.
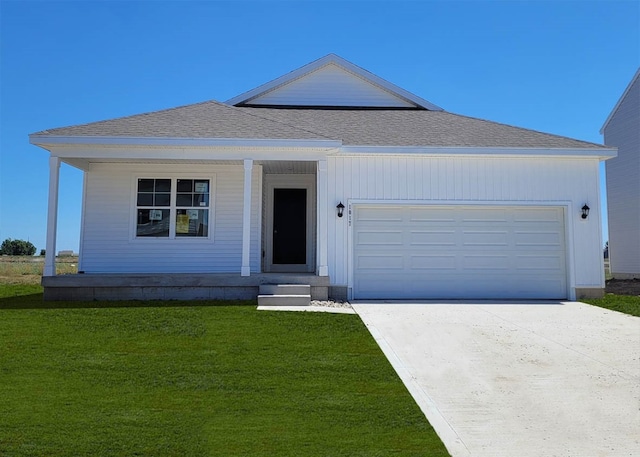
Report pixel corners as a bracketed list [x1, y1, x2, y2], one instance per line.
[357, 230, 403, 245]
[461, 208, 509, 223]
[356, 279, 408, 297]
[514, 254, 563, 270]
[462, 254, 510, 270]
[410, 230, 456, 246]
[514, 231, 562, 247]
[409, 207, 456, 222]
[354, 205, 567, 299]
[513, 208, 562, 222]
[357, 206, 404, 222]
[410, 255, 457, 270]
[462, 230, 509, 246]
[512, 279, 566, 298]
[356, 254, 404, 269]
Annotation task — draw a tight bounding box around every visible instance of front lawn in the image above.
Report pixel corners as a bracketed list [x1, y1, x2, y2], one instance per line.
[581, 294, 640, 317]
[0, 288, 449, 456]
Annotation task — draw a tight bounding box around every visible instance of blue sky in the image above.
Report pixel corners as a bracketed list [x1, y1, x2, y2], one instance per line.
[1, 0, 638, 253]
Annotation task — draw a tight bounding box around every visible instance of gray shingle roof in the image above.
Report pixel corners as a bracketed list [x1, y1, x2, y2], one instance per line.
[248, 107, 604, 149]
[33, 100, 606, 149]
[33, 100, 333, 141]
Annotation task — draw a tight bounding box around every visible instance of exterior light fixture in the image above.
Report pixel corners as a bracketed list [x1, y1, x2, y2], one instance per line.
[581, 204, 590, 219]
[336, 202, 345, 218]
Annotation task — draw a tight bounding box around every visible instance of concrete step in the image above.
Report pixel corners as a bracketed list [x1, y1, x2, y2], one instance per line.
[257, 294, 311, 307]
[258, 284, 311, 307]
[259, 284, 311, 296]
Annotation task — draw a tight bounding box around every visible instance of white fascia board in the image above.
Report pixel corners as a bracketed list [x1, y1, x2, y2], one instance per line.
[225, 54, 444, 111]
[600, 67, 640, 134]
[339, 145, 618, 159]
[47, 145, 341, 162]
[29, 135, 342, 150]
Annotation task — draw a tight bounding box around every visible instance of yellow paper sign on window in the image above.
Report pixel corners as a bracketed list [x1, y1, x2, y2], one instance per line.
[177, 214, 190, 234]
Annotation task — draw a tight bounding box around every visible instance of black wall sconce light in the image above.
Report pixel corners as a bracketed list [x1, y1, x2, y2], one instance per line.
[581, 204, 590, 219]
[336, 202, 345, 218]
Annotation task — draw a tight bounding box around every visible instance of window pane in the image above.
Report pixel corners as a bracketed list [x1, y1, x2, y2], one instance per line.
[155, 179, 171, 192]
[176, 209, 208, 237]
[194, 193, 209, 206]
[176, 193, 193, 207]
[137, 193, 153, 206]
[137, 209, 170, 237]
[194, 180, 209, 193]
[138, 179, 154, 192]
[155, 193, 171, 206]
[177, 179, 193, 192]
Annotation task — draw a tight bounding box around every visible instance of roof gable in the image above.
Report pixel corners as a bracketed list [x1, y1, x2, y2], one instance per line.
[226, 54, 443, 110]
[600, 67, 640, 134]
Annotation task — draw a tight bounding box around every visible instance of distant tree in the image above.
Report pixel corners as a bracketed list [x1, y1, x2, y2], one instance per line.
[40, 249, 46, 256]
[0, 238, 37, 256]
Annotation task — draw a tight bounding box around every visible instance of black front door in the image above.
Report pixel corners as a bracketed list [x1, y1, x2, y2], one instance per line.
[272, 188, 306, 265]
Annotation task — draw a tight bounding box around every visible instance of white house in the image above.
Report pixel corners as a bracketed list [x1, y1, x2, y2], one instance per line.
[601, 68, 640, 279]
[31, 55, 615, 301]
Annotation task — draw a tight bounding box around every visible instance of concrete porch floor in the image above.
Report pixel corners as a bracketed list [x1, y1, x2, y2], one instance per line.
[41, 273, 330, 301]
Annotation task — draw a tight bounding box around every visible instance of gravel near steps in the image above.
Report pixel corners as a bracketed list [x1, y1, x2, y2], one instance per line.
[310, 300, 352, 309]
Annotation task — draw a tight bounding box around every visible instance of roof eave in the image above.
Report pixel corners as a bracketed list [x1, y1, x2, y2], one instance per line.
[29, 134, 343, 150]
[339, 145, 618, 159]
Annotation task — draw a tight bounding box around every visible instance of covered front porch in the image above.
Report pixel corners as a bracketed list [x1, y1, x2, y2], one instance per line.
[37, 139, 339, 301]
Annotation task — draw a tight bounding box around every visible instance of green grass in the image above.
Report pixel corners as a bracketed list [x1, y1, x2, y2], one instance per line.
[582, 294, 640, 317]
[0, 286, 449, 457]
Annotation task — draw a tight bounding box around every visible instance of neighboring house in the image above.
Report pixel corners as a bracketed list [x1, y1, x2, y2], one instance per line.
[601, 68, 640, 279]
[31, 54, 615, 301]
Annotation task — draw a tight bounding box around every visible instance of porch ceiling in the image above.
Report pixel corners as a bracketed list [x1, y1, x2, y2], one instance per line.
[260, 160, 317, 174]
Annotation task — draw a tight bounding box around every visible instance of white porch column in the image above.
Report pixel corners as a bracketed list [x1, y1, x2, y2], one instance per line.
[316, 159, 329, 276]
[43, 156, 60, 276]
[241, 159, 253, 276]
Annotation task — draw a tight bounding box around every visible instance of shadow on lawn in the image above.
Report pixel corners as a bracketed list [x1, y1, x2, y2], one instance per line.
[0, 294, 257, 310]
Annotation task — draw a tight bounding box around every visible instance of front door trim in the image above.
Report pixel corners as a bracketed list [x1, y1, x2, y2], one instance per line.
[264, 174, 316, 273]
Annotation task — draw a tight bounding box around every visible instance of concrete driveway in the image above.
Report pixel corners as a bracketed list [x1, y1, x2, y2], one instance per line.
[352, 301, 640, 457]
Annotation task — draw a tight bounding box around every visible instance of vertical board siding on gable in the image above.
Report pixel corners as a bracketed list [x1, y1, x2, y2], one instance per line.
[80, 163, 262, 273]
[327, 155, 603, 288]
[248, 65, 415, 107]
[604, 76, 640, 275]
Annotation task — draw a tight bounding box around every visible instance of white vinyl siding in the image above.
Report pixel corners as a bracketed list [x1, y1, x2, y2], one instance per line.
[326, 155, 604, 294]
[246, 64, 416, 107]
[353, 205, 567, 299]
[80, 163, 262, 273]
[604, 74, 640, 277]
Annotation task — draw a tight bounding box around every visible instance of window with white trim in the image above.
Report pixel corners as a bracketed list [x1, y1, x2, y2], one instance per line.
[176, 179, 209, 237]
[136, 178, 211, 238]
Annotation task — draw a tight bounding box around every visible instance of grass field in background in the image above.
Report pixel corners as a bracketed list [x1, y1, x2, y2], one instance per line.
[0, 256, 77, 285]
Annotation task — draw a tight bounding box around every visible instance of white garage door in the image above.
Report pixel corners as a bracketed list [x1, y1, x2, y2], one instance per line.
[353, 205, 567, 299]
